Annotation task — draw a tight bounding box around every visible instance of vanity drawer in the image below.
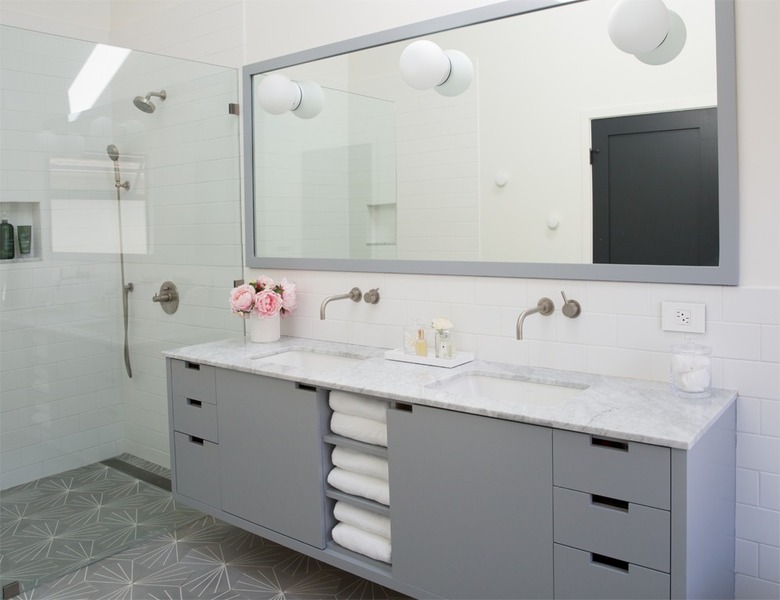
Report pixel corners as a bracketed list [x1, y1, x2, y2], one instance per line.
[170, 359, 216, 404]
[172, 394, 218, 442]
[554, 544, 669, 600]
[553, 487, 669, 572]
[173, 431, 221, 508]
[553, 429, 670, 509]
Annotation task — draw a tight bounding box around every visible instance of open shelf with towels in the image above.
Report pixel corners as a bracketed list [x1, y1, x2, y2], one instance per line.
[325, 389, 392, 565]
[323, 434, 388, 458]
[326, 488, 391, 517]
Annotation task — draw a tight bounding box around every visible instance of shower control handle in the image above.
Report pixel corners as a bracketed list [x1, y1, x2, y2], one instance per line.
[153, 281, 179, 314]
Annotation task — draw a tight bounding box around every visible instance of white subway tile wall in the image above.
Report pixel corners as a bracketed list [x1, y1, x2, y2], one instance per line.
[2, 0, 779, 597]
[0, 26, 244, 485]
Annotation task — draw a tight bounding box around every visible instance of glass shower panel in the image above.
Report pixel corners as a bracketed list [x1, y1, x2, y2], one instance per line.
[0, 25, 243, 595]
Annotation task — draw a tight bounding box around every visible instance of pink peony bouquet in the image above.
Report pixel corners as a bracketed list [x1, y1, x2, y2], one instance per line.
[229, 276, 297, 319]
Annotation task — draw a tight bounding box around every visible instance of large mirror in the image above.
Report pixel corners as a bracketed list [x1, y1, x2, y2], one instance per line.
[243, 0, 738, 284]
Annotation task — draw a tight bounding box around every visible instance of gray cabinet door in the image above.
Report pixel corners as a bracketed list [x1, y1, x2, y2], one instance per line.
[388, 405, 553, 599]
[216, 369, 327, 549]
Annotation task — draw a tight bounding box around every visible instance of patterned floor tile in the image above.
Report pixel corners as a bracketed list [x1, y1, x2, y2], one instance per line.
[0, 457, 203, 597]
[3, 459, 408, 600]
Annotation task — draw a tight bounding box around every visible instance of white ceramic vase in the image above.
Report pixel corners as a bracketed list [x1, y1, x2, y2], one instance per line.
[248, 312, 281, 343]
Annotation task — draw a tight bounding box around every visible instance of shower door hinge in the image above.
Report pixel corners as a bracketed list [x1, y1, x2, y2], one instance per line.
[228, 103, 239, 115]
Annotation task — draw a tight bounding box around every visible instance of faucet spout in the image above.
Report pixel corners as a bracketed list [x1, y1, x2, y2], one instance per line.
[320, 287, 362, 320]
[516, 297, 554, 340]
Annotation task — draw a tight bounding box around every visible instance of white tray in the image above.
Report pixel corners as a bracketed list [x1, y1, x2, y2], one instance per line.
[384, 348, 474, 368]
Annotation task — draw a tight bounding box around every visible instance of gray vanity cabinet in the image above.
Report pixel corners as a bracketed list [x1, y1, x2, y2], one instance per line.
[552, 430, 672, 599]
[216, 370, 329, 549]
[387, 404, 554, 600]
[168, 359, 221, 508]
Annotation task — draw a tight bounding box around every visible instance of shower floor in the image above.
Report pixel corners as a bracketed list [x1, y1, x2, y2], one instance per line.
[2, 456, 406, 600]
[0, 454, 202, 597]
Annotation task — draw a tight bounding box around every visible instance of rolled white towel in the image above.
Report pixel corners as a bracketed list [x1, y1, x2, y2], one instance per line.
[332, 522, 392, 564]
[327, 467, 390, 506]
[329, 391, 388, 423]
[334, 500, 392, 540]
[332, 446, 389, 481]
[331, 412, 387, 447]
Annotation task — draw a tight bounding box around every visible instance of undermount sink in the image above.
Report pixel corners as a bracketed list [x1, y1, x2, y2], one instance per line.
[253, 349, 365, 371]
[432, 373, 586, 405]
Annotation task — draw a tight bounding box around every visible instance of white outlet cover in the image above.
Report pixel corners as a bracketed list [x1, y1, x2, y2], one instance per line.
[662, 302, 706, 333]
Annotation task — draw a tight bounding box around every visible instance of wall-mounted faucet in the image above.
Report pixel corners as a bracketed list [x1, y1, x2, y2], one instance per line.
[560, 290, 581, 319]
[320, 287, 362, 320]
[516, 297, 555, 340]
[364, 288, 380, 305]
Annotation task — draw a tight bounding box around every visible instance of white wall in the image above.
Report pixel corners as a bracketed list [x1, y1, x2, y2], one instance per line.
[1, 0, 777, 597]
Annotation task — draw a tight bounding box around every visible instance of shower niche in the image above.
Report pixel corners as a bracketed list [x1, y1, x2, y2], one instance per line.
[0, 202, 42, 262]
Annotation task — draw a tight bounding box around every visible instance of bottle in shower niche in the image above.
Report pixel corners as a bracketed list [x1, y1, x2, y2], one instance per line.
[18, 225, 31, 255]
[0, 218, 14, 259]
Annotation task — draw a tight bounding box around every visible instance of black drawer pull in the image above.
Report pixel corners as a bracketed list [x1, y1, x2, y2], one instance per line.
[591, 436, 629, 451]
[296, 382, 317, 392]
[184, 361, 201, 371]
[187, 398, 202, 407]
[591, 494, 629, 511]
[189, 436, 204, 445]
[592, 553, 630, 572]
[393, 402, 414, 412]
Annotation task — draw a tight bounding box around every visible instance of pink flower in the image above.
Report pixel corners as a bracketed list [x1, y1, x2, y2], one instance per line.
[253, 289, 283, 318]
[254, 275, 275, 291]
[279, 279, 297, 317]
[229, 284, 256, 315]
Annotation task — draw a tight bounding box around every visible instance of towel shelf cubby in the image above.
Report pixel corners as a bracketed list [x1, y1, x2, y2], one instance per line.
[325, 542, 393, 575]
[323, 433, 388, 458]
[325, 489, 391, 517]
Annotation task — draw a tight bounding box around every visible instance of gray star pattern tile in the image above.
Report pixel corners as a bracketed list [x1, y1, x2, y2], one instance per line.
[1, 456, 202, 597]
[3, 458, 407, 600]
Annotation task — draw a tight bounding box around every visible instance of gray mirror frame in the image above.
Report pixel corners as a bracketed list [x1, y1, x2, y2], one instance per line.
[243, 0, 738, 285]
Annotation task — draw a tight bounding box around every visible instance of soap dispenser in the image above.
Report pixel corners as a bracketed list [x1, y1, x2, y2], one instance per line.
[0, 217, 14, 260]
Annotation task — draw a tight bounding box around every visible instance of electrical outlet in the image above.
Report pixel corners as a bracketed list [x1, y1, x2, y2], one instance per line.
[674, 308, 691, 326]
[662, 302, 706, 333]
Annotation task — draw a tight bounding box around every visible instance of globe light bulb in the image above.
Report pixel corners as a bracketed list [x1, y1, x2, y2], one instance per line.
[399, 40, 451, 90]
[256, 73, 301, 115]
[608, 0, 670, 55]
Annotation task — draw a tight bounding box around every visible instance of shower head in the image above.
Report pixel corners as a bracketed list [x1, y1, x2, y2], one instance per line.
[107, 144, 120, 161]
[133, 90, 167, 113]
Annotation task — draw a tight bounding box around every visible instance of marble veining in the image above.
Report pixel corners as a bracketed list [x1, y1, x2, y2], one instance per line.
[164, 337, 737, 450]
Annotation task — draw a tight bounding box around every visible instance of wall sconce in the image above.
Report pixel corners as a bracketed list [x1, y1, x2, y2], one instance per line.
[608, 0, 686, 65]
[256, 73, 324, 119]
[399, 40, 473, 97]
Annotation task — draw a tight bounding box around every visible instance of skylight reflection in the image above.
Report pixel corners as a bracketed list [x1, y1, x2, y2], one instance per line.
[68, 44, 130, 120]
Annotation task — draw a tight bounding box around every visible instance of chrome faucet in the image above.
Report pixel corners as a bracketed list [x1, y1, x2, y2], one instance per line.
[320, 287, 362, 320]
[516, 297, 555, 340]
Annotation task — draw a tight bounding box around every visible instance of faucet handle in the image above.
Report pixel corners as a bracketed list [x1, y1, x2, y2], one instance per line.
[560, 291, 581, 319]
[364, 288, 380, 304]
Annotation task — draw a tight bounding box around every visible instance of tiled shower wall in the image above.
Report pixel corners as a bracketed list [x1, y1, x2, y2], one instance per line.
[0, 27, 125, 488]
[0, 22, 244, 484]
[1, 0, 778, 598]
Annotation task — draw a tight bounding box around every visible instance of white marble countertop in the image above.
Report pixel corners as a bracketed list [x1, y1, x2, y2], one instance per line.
[164, 336, 737, 450]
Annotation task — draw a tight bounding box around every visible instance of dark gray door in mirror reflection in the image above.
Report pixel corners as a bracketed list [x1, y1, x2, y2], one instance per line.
[592, 108, 719, 267]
